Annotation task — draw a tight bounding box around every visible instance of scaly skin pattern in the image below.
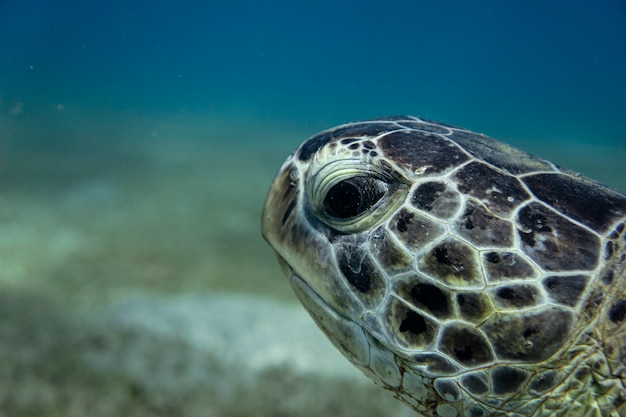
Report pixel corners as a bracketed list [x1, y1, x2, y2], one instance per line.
[262, 116, 626, 416]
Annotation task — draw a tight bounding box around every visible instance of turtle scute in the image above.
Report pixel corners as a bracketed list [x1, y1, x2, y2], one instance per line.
[262, 116, 626, 416]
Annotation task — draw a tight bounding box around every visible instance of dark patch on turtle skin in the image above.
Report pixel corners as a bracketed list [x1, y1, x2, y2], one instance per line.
[542, 275, 589, 307]
[573, 366, 590, 384]
[466, 406, 487, 417]
[456, 200, 514, 248]
[298, 132, 333, 161]
[482, 251, 537, 282]
[605, 240, 616, 260]
[519, 209, 553, 235]
[609, 221, 625, 240]
[434, 244, 454, 265]
[523, 173, 626, 234]
[482, 307, 574, 362]
[454, 161, 531, 216]
[434, 378, 461, 401]
[379, 130, 469, 175]
[602, 270, 614, 285]
[528, 370, 558, 394]
[333, 236, 387, 308]
[456, 292, 493, 323]
[412, 353, 460, 375]
[363, 140, 376, 149]
[447, 129, 555, 175]
[410, 283, 452, 319]
[491, 284, 541, 309]
[517, 203, 600, 272]
[400, 310, 428, 334]
[390, 208, 445, 252]
[396, 209, 414, 233]
[608, 299, 626, 323]
[491, 366, 529, 395]
[439, 324, 494, 367]
[420, 238, 482, 287]
[410, 181, 461, 220]
[337, 247, 373, 292]
[335, 243, 386, 309]
[411, 181, 445, 210]
[369, 227, 413, 275]
[485, 252, 500, 264]
[387, 299, 438, 349]
[460, 372, 490, 396]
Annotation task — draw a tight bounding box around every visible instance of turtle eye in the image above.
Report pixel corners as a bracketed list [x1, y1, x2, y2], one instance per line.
[307, 161, 409, 233]
[324, 177, 386, 219]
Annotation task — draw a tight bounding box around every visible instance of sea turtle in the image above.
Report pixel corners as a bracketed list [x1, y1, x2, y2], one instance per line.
[261, 116, 626, 417]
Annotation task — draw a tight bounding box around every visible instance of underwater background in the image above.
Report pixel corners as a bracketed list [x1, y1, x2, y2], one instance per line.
[0, 0, 625, 416]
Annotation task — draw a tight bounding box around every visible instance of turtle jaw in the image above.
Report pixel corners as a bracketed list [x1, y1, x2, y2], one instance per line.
[289, 273, 372, 368]
[265, 240, 369, 369]
[267, 245, 373, 369]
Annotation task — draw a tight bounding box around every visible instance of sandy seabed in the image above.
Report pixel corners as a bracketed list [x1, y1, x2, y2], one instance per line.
[0, 108, 623, 416]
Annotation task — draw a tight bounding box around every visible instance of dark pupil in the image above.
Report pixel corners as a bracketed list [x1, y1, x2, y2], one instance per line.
[324, 178, 382, 219]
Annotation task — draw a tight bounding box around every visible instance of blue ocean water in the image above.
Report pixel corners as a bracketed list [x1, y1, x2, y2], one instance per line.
[1, 0, 625, 136]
